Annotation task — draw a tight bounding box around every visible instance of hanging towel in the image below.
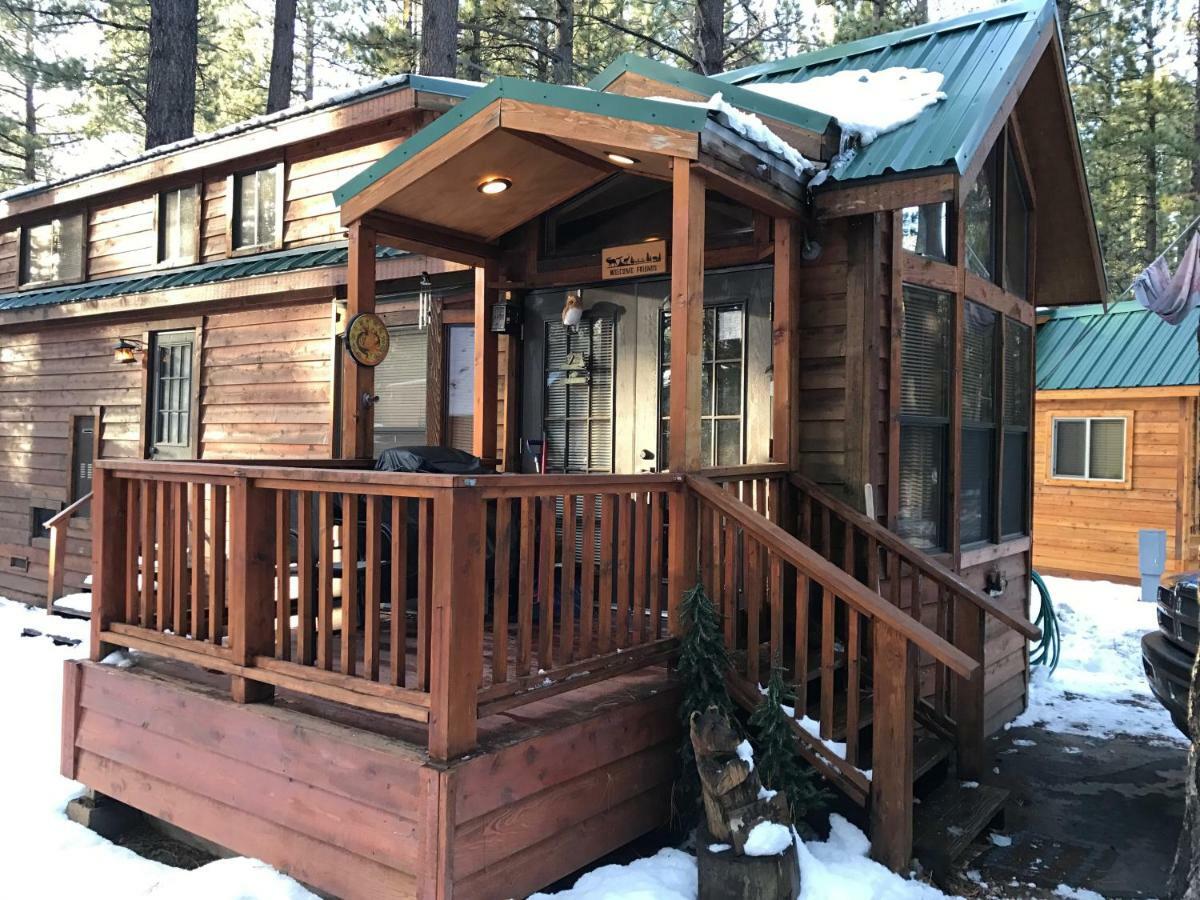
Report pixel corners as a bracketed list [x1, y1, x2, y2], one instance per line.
[1134, 232, 1200, 325]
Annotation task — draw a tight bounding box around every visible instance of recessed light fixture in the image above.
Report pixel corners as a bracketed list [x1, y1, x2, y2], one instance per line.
[477, 177, 511, 195]
[605, 152, 638, 166]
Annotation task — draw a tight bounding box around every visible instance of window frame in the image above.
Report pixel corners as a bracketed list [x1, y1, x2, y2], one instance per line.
[226, 163, 285, 256]
[18, 210, 87, 288]
[155, 183, 202, 267]
[1048, 413, 1133, 488]
[144, 327, 201, 460]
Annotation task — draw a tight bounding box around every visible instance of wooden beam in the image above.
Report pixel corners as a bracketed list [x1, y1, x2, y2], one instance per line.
[340, 221, 376, 459]
[227, 476, 276, 703]
[365, 209, 499, 268]
[499, 98, 699, 162]
[817, 171, 956, 220]
[89, 465, 126, 662]
[869, 622, 916, 872]
[473, 262, 499, 460]
[772, 217, 800, 469]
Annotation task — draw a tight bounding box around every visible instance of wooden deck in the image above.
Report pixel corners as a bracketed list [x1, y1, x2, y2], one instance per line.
[63, 656, 679, 900]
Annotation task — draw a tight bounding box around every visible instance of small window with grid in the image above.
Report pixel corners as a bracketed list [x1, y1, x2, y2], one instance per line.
[149, 330, 196, 459]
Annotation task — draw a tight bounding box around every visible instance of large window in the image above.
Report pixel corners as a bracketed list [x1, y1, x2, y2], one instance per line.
[1003, 141, 1030, 298]
[659, 304, 746, 468]
[898, 285, 951, 551]
[960, 302, 998, 545]
[158, 185, 199, 264]
[963, 145, 997, 281]
[900, 202, 949, 262]
[231, 165, 281, 251]
[20, 213, 84, 285]
[962, 131, 1032, 297]
[1001, 319, 1031, 536]
[1052, 417, 1127, 482]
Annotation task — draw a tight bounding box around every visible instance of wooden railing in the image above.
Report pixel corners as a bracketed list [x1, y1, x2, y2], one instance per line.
[46, 492, 92, 613]
[787, 472, 1040, 777]
[704, 463, 789, 524]
[686, 474, 980, 871]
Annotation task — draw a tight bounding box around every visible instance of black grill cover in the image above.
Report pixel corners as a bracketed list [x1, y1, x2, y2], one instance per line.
[374, 446, 494, 475]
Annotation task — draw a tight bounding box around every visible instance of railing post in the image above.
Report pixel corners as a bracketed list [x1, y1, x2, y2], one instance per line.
[667, 483, 697, 635]
[428, 483, 485, 761]
[952, 597, 986, 779]
[870, 620, 915, 873]
[90, 466, 126, 661]
[228, 476, 276, 703]
[47, 522, 67, 613]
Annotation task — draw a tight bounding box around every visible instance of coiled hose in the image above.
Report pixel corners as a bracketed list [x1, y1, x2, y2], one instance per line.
[1029, 570, 1061, 674]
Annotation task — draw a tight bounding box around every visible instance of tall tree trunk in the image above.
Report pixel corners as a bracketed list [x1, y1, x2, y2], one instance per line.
[145, 0, 198, 149]
[693, 0, 724, 74]
[1193, 9, 1199, 211]
[553, 0, 574, 84]
[301, 0, 315, 101]
[1056, 0, 1073, 59]
[1142, 0, 1159, 262]
[1168, 645, 1200, 899]
[462, 0, 481, 79]
[21, 11, 36, 182]
[420, 0, 458, 77]
[267, 0, 298, 113]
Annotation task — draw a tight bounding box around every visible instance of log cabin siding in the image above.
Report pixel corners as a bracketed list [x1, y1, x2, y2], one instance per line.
[0, 229, 17, 289]
[1033, 392, 1200, 582]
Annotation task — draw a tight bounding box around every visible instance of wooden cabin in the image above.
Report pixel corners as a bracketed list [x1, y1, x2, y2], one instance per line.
[0, 1, 1104, 896]
[1034, 300, 1200, 583]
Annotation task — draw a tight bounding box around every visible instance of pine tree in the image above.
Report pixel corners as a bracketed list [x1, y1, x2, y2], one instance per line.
[749, 664, 826, 823]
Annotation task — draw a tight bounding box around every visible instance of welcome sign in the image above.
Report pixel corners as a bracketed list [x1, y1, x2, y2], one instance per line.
[601, 240, 667, 280]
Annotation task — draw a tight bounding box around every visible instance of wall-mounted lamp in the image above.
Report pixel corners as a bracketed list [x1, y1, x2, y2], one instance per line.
[113, 338, 145, 364]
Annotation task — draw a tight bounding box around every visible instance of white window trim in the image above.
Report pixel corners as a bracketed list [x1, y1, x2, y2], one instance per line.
[1050, 416, 1128, 482]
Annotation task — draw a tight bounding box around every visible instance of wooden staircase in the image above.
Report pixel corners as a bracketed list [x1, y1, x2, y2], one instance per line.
[687, 473, 1037, 872]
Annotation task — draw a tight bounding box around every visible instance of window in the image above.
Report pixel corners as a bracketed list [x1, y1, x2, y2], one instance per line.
[20, 213, 84, 285]
[963, 144, 998, 281]
[158, 186, 199, 264]
[1003, 141, 1030, 298]
[1001, 320, 1031, 536]
[148, 330, 196, 459]
[1052, 417, 1127, 482]
[898, 285, 951, 551]
[544, 316, 615, 473]
[373, 326, 429, 453]
[960, 302, 997, 545]
[659, 304, 746, 468]
[231, 165, 281, 251]
[900, 202, 949, 262]
[445, 325, 475, 453]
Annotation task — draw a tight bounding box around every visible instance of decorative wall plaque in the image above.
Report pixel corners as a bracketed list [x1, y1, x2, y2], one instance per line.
[345, 312, 390, 367]
[601, 240, 667, 280]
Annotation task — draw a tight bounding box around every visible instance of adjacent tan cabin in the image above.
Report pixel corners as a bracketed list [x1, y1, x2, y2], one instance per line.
[0, 1, 1109, 896]
[1034, 301, 1200, 583]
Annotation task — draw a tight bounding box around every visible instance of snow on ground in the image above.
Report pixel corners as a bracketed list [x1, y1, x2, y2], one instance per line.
[0, 598, 317, 899]
[1010, 575, 1187, 744]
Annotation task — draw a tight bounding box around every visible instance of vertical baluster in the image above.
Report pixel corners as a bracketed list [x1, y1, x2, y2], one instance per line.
[517, 496, 536, 674]
[598, 494, 614, 654]
[579, 494, 596, 656]
[341, 492, 360, 676]
[491, 497, 512, 685]
[389, 497, 407, 686]
[910, 566, 922, 624]
[650, 491, 665, 642]
[317, 492, 334, 670]
[416, 497, 433, 691]
[722, 512, 737, 654]
[561, 494, 577, 662]
[698, 497, 713, 598]
[172, 482, 187, 636]
[935, 584, 948, 714]
[867, 536, 880, 596]
[769, 551, 783, 668]
[890, 555, 903, 610]
[820, 506, 831, 560]
[819, 586, 835, 739]
[364, 495, 382, 680]
[707, 504, 721, 618]
[632, 490, 649, 645]
[274, 490, 289, 659]
[155, 480, 171, 630]
[124, 480, 139, 624]
[209, 484, 226, 644]
[793, 571, 810, 715]
[846, 608, 861, 765]
[615, 494, 632, 648]
[190, 482, 206, 641]
[842, 519, 855, 581]
[537, 495, 556, 669]
[799, 493, 812, 545]
[296, 491, 314, 665]
[745, 533, 762, 684]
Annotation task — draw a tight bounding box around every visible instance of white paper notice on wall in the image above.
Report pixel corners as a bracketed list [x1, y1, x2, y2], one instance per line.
[447, 326, 476, 417]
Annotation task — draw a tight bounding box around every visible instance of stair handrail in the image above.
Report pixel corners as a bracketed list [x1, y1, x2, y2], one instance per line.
[46, 491, 93, 614]
[789, 473, 1041, 642]
[686, 475, 978, 678]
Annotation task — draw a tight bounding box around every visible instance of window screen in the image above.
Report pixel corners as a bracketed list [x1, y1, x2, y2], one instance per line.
[898, 285, 951, 551]
[1052, 418, 1126, 481]
[21, 214, 84, 285]
[1001, 319, 1031, 537]
[374, 326, 428, 452]
[900, 202, 949, 262]
[1004, 143, 1029, 298]
[159, 186, 198, 263]
[963, 146, 997, 281]
[961, 302, 997, 545]
[234, 166, 279, 250]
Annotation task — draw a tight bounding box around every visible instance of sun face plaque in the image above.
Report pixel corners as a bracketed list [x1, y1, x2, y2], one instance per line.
[345, 312, 390, 367]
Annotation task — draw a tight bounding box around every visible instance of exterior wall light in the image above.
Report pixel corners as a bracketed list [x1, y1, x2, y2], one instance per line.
[477, 177, 511, 195]
[113, 338, 145, 364]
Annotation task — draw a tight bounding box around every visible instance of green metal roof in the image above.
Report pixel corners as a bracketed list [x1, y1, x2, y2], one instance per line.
[715, 0, 1055, 183]
[587, 54, 835, 138]
[334, 77, 719, 208]
[1036, 300, 1200, 390]
[0, 242, 408, 312]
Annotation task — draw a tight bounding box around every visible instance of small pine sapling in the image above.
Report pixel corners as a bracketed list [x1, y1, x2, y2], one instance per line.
[749, 664, 826, 823]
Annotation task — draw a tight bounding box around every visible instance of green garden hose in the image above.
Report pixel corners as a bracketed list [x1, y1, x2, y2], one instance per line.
[1029, 570, 1061, 674]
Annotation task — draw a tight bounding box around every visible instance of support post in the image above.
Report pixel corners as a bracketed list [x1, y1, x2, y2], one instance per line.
[772, 217, 801, 471]
[428, 485, 485, 760]
[340, 220, 377, 460]
[228, 476, 276, 703]
[89, 466, 126, 661]
[952, 597, 987, 779]
[667, 159, 705, 632]
[473, 261, 499, 462]
[870, 621, 916, 873]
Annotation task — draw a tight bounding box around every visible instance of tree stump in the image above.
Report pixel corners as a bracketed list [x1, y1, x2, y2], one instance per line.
[690, 707, 801, 900]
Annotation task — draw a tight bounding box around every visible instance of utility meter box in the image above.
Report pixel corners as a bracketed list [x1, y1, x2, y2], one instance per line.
[1138, 528, 1168, 602]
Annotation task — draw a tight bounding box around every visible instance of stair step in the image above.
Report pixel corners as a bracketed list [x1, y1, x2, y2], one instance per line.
[913, 781, 1009, 878]
[913, 733, 953, 782]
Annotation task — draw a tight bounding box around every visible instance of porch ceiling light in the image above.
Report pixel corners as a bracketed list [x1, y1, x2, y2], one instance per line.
[477, 176, 511, 195]
[605, 152, 638, 166]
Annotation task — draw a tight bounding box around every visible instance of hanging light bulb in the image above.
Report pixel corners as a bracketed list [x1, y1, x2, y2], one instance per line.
[417, 271, 432, 331]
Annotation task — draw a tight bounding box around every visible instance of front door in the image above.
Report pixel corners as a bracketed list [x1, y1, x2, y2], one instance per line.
[147, 329, 197, 459]
[521, 266, 773, 474]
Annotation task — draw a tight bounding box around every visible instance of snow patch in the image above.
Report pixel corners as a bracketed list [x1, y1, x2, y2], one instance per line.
[528, 848, 697, 900]
[707, 843, 731, 853]
[54, 592, 92, 614]
[706, 94, 816, 179]
[735, 739, 755, 771]
[99, 649, 134, 668]
[1054, 885, 1105, 900]
[742, 821, 792, 857]
[989, 833, 1013, 848]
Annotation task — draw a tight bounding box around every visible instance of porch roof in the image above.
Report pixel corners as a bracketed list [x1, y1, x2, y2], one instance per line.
[333, 76, 812, 242]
